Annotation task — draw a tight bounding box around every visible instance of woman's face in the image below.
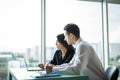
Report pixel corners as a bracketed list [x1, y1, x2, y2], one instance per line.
[56, 40, 64, 50]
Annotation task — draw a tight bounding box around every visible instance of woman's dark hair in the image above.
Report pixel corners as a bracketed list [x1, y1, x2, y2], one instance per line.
[64, 23, 80, 39]
[57, 33, 74, 51]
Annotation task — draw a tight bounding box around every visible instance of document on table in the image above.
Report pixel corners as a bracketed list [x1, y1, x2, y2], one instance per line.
[29, 71, 60, 78]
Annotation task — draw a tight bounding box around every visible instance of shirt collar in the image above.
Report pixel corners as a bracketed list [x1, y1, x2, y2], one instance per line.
[74, 37, 83, 48]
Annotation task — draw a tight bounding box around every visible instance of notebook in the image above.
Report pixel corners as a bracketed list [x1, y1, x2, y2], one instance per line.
[24, 57, 42, 71]
[35, 73, 61, 78]
[28, 70, 60, 78]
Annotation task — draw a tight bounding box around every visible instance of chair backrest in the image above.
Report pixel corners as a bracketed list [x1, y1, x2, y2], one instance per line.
[106, 66, 119, 80]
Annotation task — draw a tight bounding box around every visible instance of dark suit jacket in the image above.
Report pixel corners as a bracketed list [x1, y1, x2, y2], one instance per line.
[49, 50, 75, 65]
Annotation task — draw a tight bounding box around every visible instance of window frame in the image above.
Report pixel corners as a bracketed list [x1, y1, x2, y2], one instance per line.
[42, 0, 120, 67]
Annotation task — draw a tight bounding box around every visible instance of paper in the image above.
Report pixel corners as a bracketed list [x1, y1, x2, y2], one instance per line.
[29, 71, 60, 78]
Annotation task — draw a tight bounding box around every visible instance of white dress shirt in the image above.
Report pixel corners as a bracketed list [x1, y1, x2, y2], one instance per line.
[52, 38, 106, 80]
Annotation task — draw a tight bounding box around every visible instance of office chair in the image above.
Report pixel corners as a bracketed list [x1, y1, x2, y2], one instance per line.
[106, 66, 119, 80]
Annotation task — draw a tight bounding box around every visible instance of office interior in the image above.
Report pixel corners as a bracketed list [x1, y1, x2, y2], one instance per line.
[0, 0, 120, 80]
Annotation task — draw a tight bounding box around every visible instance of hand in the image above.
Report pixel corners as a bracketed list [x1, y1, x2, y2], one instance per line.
[38, 63, 44, 69]
[45, 65, 53, 74]
[47, 64, 55, 67]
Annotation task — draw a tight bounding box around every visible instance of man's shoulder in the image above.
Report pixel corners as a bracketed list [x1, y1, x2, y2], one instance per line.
[78, 41, 93, 49]
[78, 40, 90, 46]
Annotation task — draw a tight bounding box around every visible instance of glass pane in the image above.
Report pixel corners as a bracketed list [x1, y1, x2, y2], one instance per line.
[0, 0, 41, 79]
[46, 0, 103, 64]
[108, 4, 120, 66]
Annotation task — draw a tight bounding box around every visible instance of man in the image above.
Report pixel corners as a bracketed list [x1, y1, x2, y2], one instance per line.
[46, 23, 106, 80]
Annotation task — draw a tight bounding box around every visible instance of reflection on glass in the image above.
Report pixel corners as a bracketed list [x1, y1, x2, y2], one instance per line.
[0, 0, 41, 79]
[108, 4, 120, 66]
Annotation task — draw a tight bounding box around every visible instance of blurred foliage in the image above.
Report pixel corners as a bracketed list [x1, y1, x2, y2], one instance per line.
[0, 58, 8, 80]
[116, 55, 120, 60]
[0, 51, 24, 80]
[29, 57, 38, 63]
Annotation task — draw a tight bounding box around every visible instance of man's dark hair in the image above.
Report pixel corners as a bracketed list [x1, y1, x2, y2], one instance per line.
[64, 23, 80, 39]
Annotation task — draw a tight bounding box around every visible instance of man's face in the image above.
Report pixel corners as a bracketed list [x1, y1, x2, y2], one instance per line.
[64, 30, 73, 45]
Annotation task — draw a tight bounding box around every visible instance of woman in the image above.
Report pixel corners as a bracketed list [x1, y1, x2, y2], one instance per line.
[38, 33, 75, 69]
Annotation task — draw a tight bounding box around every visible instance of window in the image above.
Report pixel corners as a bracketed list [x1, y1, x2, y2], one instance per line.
[108, 3, 120, 66]
[46, 0, 103, 65]
[0, 0, 41, 79]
